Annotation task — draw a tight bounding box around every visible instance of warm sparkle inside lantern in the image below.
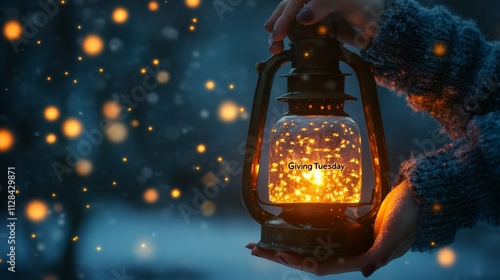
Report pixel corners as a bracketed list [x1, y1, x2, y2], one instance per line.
[269, 115, 361, 203]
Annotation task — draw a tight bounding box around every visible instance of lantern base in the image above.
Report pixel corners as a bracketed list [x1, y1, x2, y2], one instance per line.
[257, 208, 373, 255]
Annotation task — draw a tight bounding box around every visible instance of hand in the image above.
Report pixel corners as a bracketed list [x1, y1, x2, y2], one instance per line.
[264, 0, 385, 53]
[246, 180, 418, 277]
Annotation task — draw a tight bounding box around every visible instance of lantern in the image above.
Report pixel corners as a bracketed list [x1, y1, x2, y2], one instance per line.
[242, 21, 391, 255]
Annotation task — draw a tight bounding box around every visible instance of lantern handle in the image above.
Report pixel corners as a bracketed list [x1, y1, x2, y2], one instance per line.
[338, 46, 391, 225]
[242, 51, 292, 225]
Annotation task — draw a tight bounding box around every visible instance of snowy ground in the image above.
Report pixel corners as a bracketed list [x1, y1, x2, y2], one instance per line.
[2, 201, 499, 280]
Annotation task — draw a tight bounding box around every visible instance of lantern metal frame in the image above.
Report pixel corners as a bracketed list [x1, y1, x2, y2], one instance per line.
[242, 22, 391, 255]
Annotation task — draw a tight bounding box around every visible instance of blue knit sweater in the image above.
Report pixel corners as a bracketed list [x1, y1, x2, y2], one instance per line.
[364, 0, 500, 252]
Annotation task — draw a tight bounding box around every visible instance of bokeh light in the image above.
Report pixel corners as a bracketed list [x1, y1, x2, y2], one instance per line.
[218, 100, 239, 123]
[205, 80, 215, 91]
[62, 118, 83, 138]
[46, 133, 57, 144]
[148, 1, 159, 11]
[75, 159, 93, 177]
[144, 188, 159, 204]
[197, 144, 206, 153]
[44, 106, 60, 121]
[3, 20, 22, 40]
[112, 7, 129, 24]
[437, 247, 456, 267]
[102, 101, 121, 119]
[433, 43, 447, 57]
[201, 201, 216, 216]
[105, 121, 128, 143]
[171, 188, 181, 199]
[185, 0, 201, 9]
[26, 200, 49, 222]
[82, 34, 104, 56]
[156, 71, 170, 84]
[0, 128, 14, 152]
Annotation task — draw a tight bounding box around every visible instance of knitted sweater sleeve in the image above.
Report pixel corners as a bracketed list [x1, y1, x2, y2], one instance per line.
[363, 0, 500, 252]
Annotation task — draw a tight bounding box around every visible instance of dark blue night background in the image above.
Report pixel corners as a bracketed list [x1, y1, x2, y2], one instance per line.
[0, 0, 499, 279]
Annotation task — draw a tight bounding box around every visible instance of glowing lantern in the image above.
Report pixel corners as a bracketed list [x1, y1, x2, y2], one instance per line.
[242, 22, 390, 254]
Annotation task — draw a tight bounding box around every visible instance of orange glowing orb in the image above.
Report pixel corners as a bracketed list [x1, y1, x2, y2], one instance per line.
[201, 201, 216, 216]
[0, 128, 14, 152]
[62, 118, 83, 138]
[318, 25, 328, 35]
[171, 188, 181, 199]
[185, 0, 201, 9]
[218, 100, 239, 123]
[433, 43, 447, 57]
[437, 247, 456, 267]
[112, 7, 129, 24]
[82, 34, 104, 56]
[144, 188, 159, 204]
[44, 106, 60, 121]
[205, 80, 215, 91]
[102, 101, 121, 119]
[104, 121, 128, 143]
[26, 200, 49, 222]
[197, 144, 206, 153]
[156, 71, 170, 84]
[148, 1, 159, 11]
[75, 159, 93, 176]
[46, 133, 57, 144]
[3, 20, 22, 40]
[131, 119, 139, 127]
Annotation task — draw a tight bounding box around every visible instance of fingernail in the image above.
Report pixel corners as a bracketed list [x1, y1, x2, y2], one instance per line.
[263, 19, 269, 28]
[362, 264, 376, 278]
[297, 8, 314, 23]
[269, 42, 278, 53]
[276, 254, 288, 265]
[245, 244, 253, 250]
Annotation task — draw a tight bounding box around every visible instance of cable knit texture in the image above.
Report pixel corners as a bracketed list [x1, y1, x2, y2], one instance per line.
[364, 0, 500, 252]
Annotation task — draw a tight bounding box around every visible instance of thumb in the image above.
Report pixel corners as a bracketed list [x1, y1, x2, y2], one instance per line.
[296, 0, 348, 25]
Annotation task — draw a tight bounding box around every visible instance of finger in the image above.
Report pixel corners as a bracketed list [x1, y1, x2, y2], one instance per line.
[245, 243, 257, 250]
[276, 252, 364, 276]
[269, 40, 285, 54]
[250, 247, 281, 263]
[265, 0, 289, 33]
[272, 0, 308, 42]
[297, 0, 351, 25]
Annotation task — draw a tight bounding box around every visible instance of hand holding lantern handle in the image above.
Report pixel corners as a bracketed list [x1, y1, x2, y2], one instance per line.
[247, 180, 417, 277]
